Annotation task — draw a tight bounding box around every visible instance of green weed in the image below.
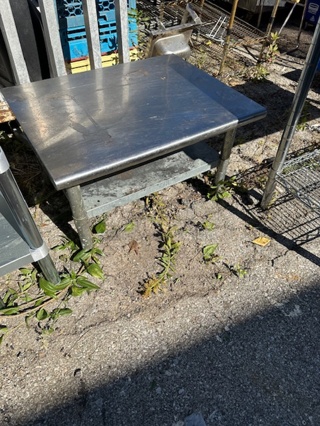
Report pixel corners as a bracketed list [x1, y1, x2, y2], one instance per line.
[142, 194, 181, 296]
[0, 220, 105, 344]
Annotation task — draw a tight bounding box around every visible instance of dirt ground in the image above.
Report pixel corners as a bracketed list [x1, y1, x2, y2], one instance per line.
[0, 10, 320, 426]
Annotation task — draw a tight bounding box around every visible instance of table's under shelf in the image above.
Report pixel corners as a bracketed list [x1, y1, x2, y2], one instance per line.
[276, 149, 320, 214]
[0, 195, 34, 275]
[81, 141, 219, 218]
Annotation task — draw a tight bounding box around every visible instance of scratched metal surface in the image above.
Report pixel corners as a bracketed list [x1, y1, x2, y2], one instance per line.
[1, 55, 266, 190]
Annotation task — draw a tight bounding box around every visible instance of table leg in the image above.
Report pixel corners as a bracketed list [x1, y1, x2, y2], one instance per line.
[215, 128, 237, 184]
[65, 186, 93, 250]
[37, 256, 61, 284]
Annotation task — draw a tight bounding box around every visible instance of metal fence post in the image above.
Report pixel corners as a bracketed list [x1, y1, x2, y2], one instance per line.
[38, 0, 67, 77]
[115, 0, 131, 64]
[0, 0, 30, 84]
[83, 0, 102, 70]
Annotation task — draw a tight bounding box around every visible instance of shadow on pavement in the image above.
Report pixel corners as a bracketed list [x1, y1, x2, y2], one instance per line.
[222, 192, 320, 267]
[221, 156, 320, 267]
[233, 78, 320, 144]
[22, 278, 320, 426]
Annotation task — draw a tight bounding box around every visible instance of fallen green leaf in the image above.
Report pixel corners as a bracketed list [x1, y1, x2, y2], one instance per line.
[51, 308, 72, 320]
[123, 221, 135, 232]
[71, 286, 87, 297]
[0, 325, 9, 334]
[76, 277, 100, 290]
[93, 220, 106, 234]
[203, 244, 219, 262]
[0, 307, 19, 316]
[36, 308, 49, 321]
[86, 263, 104, 279]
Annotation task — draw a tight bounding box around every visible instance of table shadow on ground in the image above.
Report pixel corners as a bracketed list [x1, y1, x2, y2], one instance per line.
[232, 79, 320, 145]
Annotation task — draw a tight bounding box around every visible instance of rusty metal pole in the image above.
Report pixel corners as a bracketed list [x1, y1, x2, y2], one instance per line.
[218, 0, 239, 75]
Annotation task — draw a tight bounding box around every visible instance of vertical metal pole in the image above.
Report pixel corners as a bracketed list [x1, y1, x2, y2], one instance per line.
[36, 257, 60, 284]
[0, 0, 30, 84]
[0, 148, 60, 283]
[218, 0, 239, 75]
[65, 186, 93, 250]
[258, 0, 281, 62]
[297, 1, 308, 46]
[82, 0, 102, 70]
[38, 0, 67, 77]
[261, 17, 320, 209]
[215, 128, 237, 184]
[115, 0, 131, 64]
[278, 1, 298, 35]
[257, 0, 265, 29]
[265, 0, 282, 38]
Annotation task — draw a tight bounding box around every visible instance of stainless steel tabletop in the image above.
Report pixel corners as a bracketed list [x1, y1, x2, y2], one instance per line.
[2, 55, 266, 190]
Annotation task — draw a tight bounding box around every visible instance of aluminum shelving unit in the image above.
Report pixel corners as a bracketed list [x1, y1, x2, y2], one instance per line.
[261, 17, 320, 212]
[0, 147, 60, 283]
[277, 149, 320, 214]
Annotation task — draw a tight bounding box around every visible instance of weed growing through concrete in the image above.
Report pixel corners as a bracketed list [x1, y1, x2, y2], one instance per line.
[200, 219, 215, 231]
[207, 176, 238, 201]
[142, 193, 181, 296]
[0, 221, 106, 344]
[229, 264, 248, 278]
[142, 227, 181, 297]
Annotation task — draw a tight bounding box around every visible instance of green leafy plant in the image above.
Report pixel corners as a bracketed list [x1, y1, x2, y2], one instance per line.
[93, 219, 106, 234]
[129, 8, 151, 30]
[265, 32, 280, 63]
[202, 244, 220, 263]
[0, 220, 105, 344]
[214, 272, 223, 281]
[142, 194, 181, 296]
[207, 176, 238, 201]
[72, 246, 104, 279]
[127, 8, 151, 60]
[247, 32, 279, 82]
[142, 226, 181, 296]
[55, 225, 105, 280]
[229, 263, 248, 278]
[123, 221, 135, 233]
[54, 235, 79, 252]
[245, 64, 270, 81]
[0, 273, 72, 341]
[201, 245, 226, 281]
[194, 46, 208, 70]
[201, 220, 215, 231]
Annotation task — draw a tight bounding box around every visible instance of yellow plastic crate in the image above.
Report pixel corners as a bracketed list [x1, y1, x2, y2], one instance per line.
[66, 49, 139, 74]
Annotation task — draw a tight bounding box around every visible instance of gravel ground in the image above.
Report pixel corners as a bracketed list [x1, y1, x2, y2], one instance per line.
[0, 8, 320, 426]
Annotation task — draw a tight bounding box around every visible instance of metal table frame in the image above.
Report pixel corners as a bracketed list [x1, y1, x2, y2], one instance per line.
[2, 55, 266, 250]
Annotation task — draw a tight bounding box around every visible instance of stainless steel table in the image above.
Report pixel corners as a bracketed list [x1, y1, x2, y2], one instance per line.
[2, 55, 266, 249]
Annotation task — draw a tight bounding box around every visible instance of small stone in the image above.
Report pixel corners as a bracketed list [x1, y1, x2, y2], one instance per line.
[184, 412, 207, 426]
